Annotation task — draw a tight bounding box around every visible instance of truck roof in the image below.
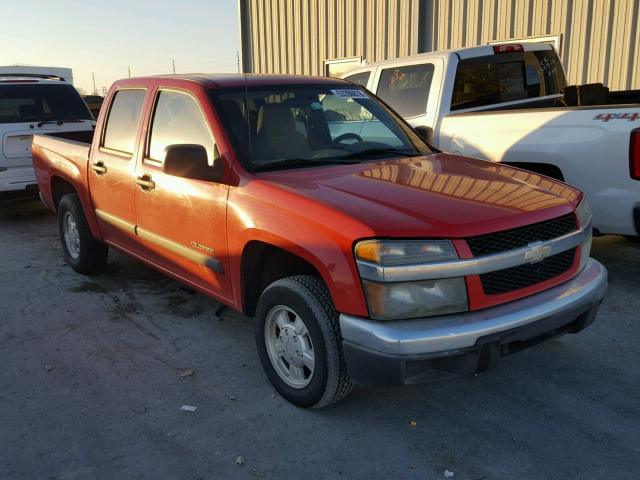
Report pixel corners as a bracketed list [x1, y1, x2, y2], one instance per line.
[344, 41, 554, 71]
[117, 73, 351, 90]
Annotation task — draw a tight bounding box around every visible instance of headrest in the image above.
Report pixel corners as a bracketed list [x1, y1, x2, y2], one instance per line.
[220, 100, 245, 128]
[257, 104, 296, 137]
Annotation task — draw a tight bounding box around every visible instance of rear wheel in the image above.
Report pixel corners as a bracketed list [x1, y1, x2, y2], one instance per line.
[255, 275, 352, 408]
[58, 193, 108, 274]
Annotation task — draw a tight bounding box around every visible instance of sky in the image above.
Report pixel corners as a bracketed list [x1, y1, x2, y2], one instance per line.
[0, 0, 240, 94]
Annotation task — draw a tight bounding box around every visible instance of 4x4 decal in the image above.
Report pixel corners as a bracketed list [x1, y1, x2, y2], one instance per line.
[593, 112, 640, 122]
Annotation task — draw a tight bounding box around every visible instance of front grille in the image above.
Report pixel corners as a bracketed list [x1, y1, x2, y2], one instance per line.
[466, 213, 579, 295]
[467, 214, 577, 257]
[479, 248, 576, 295]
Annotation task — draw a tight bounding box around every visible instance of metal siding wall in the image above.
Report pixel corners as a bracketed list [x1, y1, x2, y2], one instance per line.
[240, 0, 422, 76]
[240, 0, 640, 90]
[425, 0, 640, 90]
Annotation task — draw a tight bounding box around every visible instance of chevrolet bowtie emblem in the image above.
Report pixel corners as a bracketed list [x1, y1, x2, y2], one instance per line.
[524, 242, 552, 263]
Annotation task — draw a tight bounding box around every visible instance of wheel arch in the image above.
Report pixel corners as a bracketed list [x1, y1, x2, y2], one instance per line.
[503, 162, 565, 181]
[241, 241, 325, 317]
[50, 174, 103, 240]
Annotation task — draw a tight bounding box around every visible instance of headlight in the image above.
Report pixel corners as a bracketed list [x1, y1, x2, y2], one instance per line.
[362, 278, 468, 320]
[576, 197, 591, 227]
[355, 240, 468, 320]
[575, 198, 593, 271]
[355, 240, 457, 265]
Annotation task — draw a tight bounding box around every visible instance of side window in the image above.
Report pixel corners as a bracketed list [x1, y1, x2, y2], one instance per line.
[344, 71, 371, 88]
[451, 51, 566, 111]
[149, 90, 215, 164]
[376, 64, 434, 118]
[102, 89, 146, 154]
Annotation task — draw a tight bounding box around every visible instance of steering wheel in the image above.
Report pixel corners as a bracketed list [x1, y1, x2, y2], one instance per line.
[332, 132, 363, 146]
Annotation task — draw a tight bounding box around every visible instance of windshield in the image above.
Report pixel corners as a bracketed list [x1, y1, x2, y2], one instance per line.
[0, 83, 93, 124]
[211, 84, 431, 171]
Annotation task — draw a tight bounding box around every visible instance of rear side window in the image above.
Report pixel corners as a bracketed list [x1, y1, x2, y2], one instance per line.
[376, 64, 434, 117]
[0, 84, 91, 124]
[102, 89, 146, 154]
[451, 50, 567, 111]
[344, 71, 371, 88]
[149, 90, 215, 163]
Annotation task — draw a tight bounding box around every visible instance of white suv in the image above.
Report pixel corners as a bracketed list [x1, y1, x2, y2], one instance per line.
[0, 76, 94, 193]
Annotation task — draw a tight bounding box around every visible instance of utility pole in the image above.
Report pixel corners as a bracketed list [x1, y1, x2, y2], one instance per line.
[127, 66, 131, 78]
[92, 73, 97, 95]
[172, 59, 176, 74]
[237, 50, 240, 73]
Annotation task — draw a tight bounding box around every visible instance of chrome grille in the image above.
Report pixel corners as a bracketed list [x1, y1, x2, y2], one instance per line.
[466, 214, 578, 295]
[467, 214, 577, 257]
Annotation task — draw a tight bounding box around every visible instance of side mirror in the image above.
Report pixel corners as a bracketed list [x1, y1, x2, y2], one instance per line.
[163, 144, 223, 181]
[414, 125, 434, 144]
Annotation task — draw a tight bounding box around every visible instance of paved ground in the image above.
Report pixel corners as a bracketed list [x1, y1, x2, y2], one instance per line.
[1, 196, 639, 480]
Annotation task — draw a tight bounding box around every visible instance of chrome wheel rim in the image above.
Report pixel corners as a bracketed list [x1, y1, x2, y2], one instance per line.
[264, 305, 315, 389]
[62, 211, 81, 260]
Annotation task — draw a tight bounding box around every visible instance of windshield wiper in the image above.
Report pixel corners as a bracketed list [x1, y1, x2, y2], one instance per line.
[338, 147, 421, 160]
[36, 119, 89, 127]
[252, 157, 359, 172]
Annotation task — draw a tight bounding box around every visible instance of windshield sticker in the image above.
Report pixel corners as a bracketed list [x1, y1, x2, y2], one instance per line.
[593, 112, 640, 122]
[331, 89, 369, 99]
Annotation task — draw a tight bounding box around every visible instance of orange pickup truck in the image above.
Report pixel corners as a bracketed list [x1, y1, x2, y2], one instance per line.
[33, 74, 607, 407]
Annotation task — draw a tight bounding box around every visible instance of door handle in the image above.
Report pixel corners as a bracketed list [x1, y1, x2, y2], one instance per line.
[91, 161, 107, 175]
[135, 174, 156, 191]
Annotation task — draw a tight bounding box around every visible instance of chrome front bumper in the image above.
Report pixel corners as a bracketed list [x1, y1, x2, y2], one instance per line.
[340, 259, 607, 385]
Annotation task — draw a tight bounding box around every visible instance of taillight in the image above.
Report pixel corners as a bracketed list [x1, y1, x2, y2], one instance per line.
[492, 44, 524, 54]
[631, 129, 640, 181]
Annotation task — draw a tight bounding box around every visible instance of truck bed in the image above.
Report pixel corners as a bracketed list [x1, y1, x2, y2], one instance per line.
[32, 129, 95, 212]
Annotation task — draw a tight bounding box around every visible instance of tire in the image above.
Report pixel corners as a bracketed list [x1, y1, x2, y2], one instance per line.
[255, 275, 352, 408]
[58, 193, 108, 274]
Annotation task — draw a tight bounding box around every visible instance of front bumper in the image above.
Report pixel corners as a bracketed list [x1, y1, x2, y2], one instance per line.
[340, 259, 607, 386]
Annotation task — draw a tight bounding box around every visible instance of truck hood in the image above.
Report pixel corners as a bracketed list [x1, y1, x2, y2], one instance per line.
[257, 154, 581, 238]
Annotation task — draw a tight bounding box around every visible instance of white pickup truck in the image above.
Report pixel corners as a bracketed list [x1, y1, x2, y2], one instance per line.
[0, 75, 94, 193]
[340, 43, 640, 238]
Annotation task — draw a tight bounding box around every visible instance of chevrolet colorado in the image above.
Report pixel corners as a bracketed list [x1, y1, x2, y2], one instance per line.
[33, 74, 607, 407]
[342, 43, 640, 238]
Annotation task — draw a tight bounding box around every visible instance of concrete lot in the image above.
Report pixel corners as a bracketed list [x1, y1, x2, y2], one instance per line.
[1, 196, 639, 480]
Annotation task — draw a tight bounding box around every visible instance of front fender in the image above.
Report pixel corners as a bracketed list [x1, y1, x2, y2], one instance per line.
[226, 198, 370, 317]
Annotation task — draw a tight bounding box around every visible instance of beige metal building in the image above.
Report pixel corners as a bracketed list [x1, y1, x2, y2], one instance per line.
[238, 0, 640, 90]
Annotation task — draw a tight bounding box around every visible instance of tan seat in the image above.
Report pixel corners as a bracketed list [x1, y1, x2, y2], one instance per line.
[253, 104, 311, 162]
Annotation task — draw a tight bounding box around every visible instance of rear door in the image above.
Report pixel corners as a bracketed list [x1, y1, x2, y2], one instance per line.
[133, 87, 231, 301]
[0, 82, 93, 170]
[89, 88, 147, 251]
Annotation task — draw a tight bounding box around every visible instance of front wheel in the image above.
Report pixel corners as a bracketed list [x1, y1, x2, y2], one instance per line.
[255, 275, 352, 408]
[58, 193, 108, 274]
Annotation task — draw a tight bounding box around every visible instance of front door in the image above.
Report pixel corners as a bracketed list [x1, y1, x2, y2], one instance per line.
[89, 88, 147, 252]
[133, 88, 231, 302]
